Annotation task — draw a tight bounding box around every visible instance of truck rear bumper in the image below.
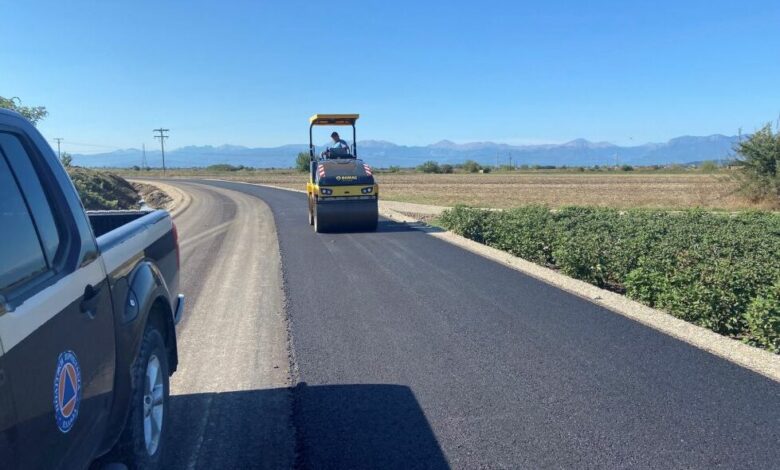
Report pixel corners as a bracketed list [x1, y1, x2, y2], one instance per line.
[173, 294, 185, 325]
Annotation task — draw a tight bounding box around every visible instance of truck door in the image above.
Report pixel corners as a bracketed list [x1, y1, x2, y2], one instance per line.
[0, 131, 116, 468]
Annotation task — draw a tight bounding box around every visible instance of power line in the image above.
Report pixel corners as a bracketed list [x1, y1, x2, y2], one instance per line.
[153, 128, 170, 175]
[53, 138, 64, 158]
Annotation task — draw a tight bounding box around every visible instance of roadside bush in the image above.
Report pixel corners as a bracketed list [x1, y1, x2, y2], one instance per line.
[490, 206, 555, 264]
[439, 205, 780, 351]
[743, 280, 780, 352]
[388, 165, 401, 173]
[735, 123, 780, 204]
[417, 161, 441, 174]
[438, 206, 496, 244]
[440, 164, 454, 174]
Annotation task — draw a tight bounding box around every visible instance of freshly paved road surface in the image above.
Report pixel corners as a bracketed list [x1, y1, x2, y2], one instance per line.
[163, 179, 780, 469]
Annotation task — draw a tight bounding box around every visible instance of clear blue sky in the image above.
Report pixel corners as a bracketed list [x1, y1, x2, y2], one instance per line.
[2, 0, 778, 154]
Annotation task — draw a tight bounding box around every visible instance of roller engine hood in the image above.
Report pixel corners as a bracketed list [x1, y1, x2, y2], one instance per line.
[316, 158, 374, 186]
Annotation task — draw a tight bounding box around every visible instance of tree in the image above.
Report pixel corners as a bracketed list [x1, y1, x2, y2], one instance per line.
[60, 152, 73, 167]
[295, 152, 311, 172]
[462, 160, 481, 173]
[735, 123, 780, 202]
[0, 96, 49, 125]
[440, 164, 454, 174]
[700, 160, 718, 172]
[417, 160, 441, 174]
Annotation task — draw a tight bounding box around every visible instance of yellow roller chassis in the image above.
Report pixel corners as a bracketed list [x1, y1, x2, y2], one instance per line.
[308, 184, 379, 198]
[306, 112, 378, 232]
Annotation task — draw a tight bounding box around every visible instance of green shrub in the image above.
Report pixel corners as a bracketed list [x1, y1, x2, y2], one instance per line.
[462, 160, 481, 173]
[744, 280, 780, 352]
[735, 123, 780, 204]
[60, 152, 73, 167]
[438, 206, 496, 244]
[417, 161, 441, 174]
[440, 164, 454, 174]
[700, 160, 718, 172]
[295, 152, 310, 172]
[490, 206, 555, 264]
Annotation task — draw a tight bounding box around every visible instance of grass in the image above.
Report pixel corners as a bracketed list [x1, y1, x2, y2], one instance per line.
[113, 167, 771, 211]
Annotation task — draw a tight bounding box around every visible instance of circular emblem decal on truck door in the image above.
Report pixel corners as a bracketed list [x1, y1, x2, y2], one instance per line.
[53, 350, 82, 433]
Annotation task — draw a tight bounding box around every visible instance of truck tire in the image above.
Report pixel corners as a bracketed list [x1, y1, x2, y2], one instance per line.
[113, 326, 170, 469]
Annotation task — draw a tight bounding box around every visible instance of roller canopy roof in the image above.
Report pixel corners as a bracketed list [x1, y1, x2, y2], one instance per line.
[309, 114, 359, 126]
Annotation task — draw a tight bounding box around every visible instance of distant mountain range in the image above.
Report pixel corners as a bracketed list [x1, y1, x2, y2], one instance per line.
[72, 134, 741, 169]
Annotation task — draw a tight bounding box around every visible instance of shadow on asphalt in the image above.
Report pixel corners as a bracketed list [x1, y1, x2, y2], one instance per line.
[322, 219, 444, 234]
[377, 219, 444, 234]
[164, 384, 449, 469]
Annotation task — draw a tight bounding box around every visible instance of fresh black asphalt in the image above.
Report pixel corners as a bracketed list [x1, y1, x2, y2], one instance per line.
[198, 180, 780, 469]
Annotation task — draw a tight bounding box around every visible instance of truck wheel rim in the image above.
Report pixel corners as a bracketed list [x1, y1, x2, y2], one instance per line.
[143, 354, 164, 455]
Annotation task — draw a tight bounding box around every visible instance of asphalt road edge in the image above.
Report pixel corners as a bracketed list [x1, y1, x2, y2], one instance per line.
[197, 179, 780, 383]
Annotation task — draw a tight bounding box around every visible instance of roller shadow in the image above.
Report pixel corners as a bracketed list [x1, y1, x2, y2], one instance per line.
[164, 384, 449, 470]
[323, 219, 443, 234]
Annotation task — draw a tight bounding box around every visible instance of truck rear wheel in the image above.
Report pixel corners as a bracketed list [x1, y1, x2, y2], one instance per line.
[111, 325, 170, 469]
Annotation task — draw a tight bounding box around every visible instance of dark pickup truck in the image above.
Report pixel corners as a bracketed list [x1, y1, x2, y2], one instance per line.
[0, 109, 183, 469]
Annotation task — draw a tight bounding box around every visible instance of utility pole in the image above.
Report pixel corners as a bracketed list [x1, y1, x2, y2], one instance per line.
[53, 138, 64, 159]
[509, 153, 513, 170]
[153, 128, 169, 175]
[142, 143, 147, 170]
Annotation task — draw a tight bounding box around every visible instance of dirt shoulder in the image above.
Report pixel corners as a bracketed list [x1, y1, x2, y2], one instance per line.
[129, 179, 192, 218]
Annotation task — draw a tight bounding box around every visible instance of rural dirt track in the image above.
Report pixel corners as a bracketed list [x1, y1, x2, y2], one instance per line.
[160, 179, 779, 469]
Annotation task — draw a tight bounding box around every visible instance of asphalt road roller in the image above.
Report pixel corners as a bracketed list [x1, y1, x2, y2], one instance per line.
[306, 114, 379, 232]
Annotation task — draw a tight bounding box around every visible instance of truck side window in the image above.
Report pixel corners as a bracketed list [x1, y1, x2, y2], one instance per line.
[0, 154, 48, 291]
[0, 132, 61, 265]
